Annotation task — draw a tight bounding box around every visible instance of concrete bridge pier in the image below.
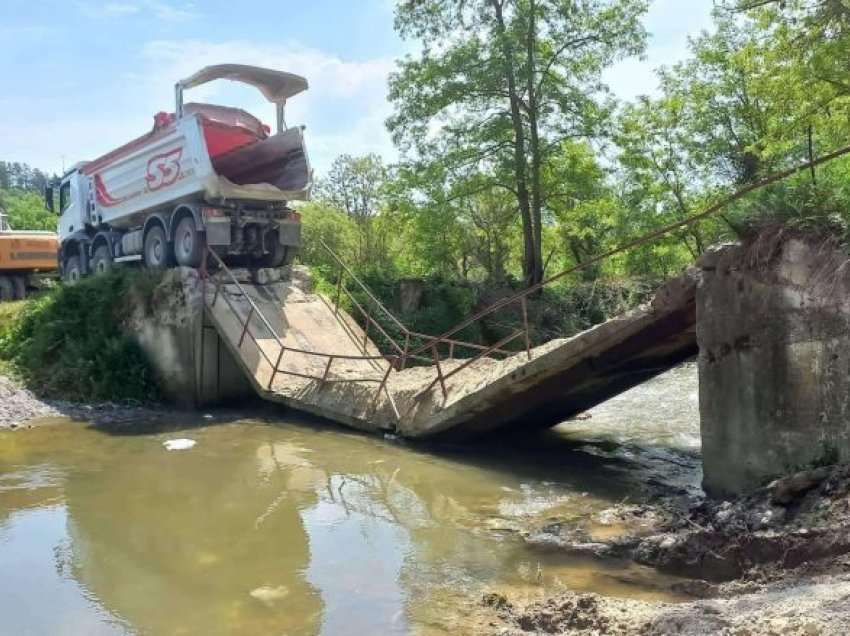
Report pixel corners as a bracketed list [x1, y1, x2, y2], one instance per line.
[698, 237, 850, 497]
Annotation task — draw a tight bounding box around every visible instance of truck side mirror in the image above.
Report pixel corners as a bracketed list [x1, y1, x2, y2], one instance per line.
[45, 186, 55, 214]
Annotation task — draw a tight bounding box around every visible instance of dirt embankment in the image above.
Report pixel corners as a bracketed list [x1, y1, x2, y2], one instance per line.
[482, 464, 850, 635]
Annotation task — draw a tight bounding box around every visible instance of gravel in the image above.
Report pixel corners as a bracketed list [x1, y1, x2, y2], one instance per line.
[0, 374, 62, 427]
[0, 373, 170, 430]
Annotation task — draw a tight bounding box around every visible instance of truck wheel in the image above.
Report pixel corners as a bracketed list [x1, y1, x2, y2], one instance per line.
[173, 216, 203, 268]
[143, 225, 169, 269]
[260, 231, 292, 268]
[64, 256, 83, 285]
[11, 276, 27, 300]
[91, 245, 113, 275]
[0, 276, 12, 301]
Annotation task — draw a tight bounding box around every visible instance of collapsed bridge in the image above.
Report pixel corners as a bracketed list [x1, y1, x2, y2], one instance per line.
[123, 145, 850, 495]
[197, 244, 698, 440]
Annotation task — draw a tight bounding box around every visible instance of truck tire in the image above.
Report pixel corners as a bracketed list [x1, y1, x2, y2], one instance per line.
[91, 244, 113, 275]
[143, 225, 169, 269]
[0, 276, 13, 301]
[260, 231, 295, 268]
[11, 275, 27, 300]
[64, 256, 83, 285]
[173, 216, 203, 268]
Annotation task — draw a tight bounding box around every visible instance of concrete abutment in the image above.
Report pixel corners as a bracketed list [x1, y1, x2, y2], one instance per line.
[698, 237, 850, 496]
[128, 267, 253, 408]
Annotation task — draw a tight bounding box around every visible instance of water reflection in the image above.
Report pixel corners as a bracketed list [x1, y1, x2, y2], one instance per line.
[0, 365, 701, 635]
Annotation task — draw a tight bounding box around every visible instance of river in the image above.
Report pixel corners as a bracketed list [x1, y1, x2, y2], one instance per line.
[0, 363, 700, 635]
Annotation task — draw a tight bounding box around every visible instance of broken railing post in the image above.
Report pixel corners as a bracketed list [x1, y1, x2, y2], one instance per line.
[334, 269, 344, 315]
[431, 344, 448, 400]
[267, 344, 287, 390]
[320, 357, 334, 386]
[521, 296, 531, 360]
[239, 307, 255, 348]
[401, 333, 411, 370]
[372, 361, 394, 410]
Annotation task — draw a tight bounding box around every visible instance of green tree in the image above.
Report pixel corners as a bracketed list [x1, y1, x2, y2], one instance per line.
[314, 154, 390, 265]
[387, 0, 648, 286]
[543, 140, 621, 279]
[0, 189, 56, 231]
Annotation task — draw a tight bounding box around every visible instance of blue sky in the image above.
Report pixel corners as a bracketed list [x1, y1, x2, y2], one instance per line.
[0, 0, 714, 177]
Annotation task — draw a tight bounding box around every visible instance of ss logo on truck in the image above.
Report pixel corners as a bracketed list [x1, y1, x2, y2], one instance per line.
[145, 148, 183, 191]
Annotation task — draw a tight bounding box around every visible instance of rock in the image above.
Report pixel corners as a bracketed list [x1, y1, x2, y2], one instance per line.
[249, 585, 289, 606]
[253, 267, 282, 286]
[670, 579, 716, 599]
[482, 592, 512, 611]
[221, 267, 253, 284]
[768, 467, 831, 506]
[696, 242, 743, 273]
[650, 266, 699, 312]
[714, 504, 734, 525]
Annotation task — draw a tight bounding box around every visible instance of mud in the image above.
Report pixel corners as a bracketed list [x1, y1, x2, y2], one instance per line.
[482, 576, 850, 635]
[483, 463, 850, 634]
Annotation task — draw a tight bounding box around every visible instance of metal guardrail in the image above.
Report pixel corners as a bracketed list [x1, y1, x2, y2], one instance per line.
[202, 247, 400, 419]
[319, 238, 532, 402]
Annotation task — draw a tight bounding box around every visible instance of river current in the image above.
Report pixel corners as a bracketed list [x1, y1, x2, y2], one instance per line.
[0, 363, 700, 635]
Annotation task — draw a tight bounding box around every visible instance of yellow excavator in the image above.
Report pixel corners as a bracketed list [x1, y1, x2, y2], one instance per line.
[0, 208, 58, 301]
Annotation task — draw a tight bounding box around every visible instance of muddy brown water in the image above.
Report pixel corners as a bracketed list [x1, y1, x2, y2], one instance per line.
[0, 364, 700, 635]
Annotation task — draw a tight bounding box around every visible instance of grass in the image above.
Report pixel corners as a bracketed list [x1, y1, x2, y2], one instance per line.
[0, 269, 162, 403]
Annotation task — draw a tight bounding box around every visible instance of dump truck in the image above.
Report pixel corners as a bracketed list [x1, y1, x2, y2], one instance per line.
[0, 209, 59, 301]
[46, 64, 312, 282]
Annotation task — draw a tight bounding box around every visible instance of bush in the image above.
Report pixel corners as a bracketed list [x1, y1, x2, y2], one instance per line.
[310, 266, 655, 360]
[0, 270, 161, 402]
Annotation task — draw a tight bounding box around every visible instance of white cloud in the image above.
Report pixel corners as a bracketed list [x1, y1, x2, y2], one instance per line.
[148, 1, 197, 22]
[77, 1, 196, 21]
[100, 2, 142, 17]
[140, 39, 394, 99]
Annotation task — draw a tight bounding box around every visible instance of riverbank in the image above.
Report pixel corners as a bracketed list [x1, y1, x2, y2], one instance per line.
[0, 372, 174, 430]
[480, 461, 850, 634]
[480, 572, 850, 635]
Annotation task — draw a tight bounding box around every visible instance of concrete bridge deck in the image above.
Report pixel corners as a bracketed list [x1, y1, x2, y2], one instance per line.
[204, 265, 698, 440]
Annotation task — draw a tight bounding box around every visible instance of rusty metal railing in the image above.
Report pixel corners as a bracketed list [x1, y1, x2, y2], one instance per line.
[202, 247, 400, 419]
[319, 239, 522, 368]
[319, 239, 532, 404]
